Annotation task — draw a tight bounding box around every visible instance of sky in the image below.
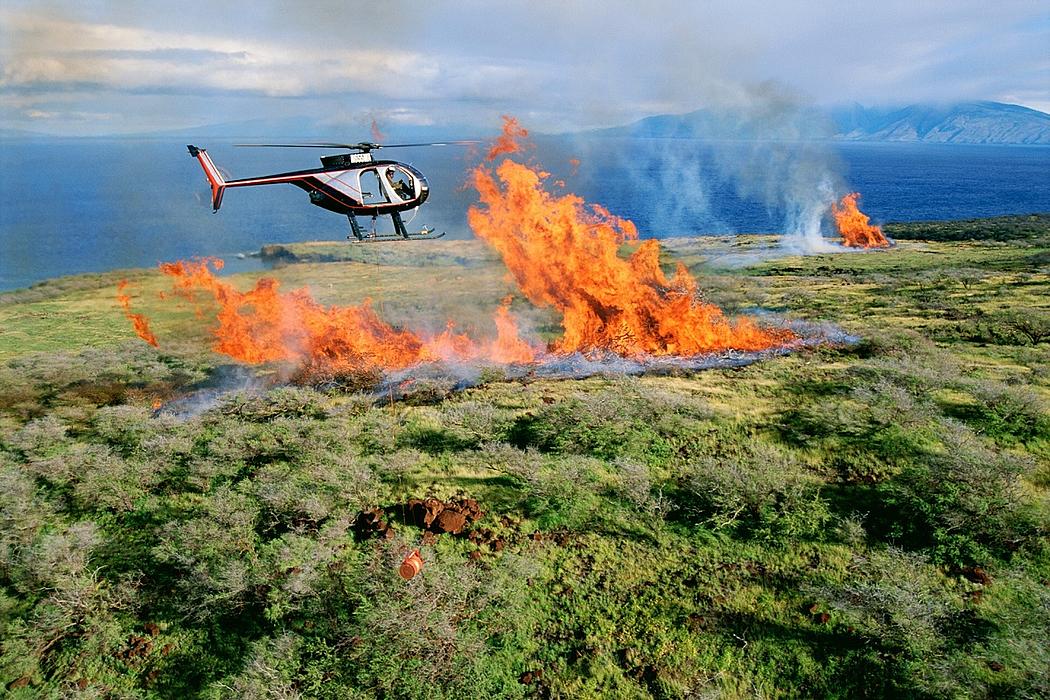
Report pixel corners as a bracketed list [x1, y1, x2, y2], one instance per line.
[1, 0, 1047, 136]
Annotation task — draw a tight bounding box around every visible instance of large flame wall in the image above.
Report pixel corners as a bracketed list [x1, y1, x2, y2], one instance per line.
[468, 154, 788, 355]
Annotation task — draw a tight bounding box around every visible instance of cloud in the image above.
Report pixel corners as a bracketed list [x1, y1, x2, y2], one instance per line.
[0, 1, 1046, 135]
[25, 108, 113, 121]
[0, 10, 537, 102]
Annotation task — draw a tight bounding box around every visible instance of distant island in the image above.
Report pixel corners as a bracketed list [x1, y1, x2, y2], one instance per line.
[595, 101, 1050, 146]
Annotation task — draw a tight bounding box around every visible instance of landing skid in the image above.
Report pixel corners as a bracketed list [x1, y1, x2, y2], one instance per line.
[348, 231, 446, 243]
[346, 212, 444, 242]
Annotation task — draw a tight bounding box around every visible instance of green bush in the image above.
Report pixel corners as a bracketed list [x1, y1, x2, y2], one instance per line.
[0, 344, 208, 424]
[216, 386, 330, 422]
[508, 380, 708, 466]
[962, 379, 1049, 445]
[782, 378, 937, 484]
[878, 420, 1039, 565]
[812, 547, 969, 694]
[681, 439, 829, 540]
[328, 539, 534, 698]
[956, 309, 1050, 347]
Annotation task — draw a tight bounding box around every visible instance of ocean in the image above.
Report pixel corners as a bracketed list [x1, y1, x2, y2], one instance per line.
[1, 137, 1048, 291]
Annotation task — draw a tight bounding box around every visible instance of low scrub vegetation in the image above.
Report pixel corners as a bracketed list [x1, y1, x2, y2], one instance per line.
[1, 222, 1048, 698]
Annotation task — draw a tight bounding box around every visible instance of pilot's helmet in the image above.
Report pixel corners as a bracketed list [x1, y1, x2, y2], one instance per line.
[386, 166, 397, 176]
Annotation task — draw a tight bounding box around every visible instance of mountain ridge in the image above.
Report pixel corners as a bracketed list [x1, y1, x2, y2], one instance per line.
[595, 101, 1050, 145]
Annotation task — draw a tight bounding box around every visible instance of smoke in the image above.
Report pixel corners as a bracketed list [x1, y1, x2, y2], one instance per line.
[154, 364, 272, 419]
[363, 316, 856, 400]
[618, 82, 849, 253]
[703, 83, 847, 252]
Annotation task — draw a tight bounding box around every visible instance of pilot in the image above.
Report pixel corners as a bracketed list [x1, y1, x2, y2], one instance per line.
[385, 167, 413, 200]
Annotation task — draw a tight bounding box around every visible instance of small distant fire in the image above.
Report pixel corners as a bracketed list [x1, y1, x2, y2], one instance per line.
[116, 280, 158, 347]
[832, 193, 890, 248]
[120, 116, 798, 381]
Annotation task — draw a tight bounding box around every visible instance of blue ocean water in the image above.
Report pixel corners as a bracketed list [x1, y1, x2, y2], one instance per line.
[1, 137, 1048, 291]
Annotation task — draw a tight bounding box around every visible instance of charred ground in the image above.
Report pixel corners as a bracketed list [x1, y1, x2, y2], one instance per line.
[1, 216, 1048, 698]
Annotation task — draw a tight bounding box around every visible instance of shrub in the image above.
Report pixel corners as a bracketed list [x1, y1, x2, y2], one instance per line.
[69, 445, 156, 514]
[608, 456, 668, 516]
[393, 377, 459, 406]
[957, 309, 1050, 347]
[343, 408, 401, 456]
[333, 537, 534, 697]
[962, 379, 1049, 444]
[879, 420, 1038, 565]
[520, 455, 608, 530]
[783, 378, 937, 483]
[91, 404, 160, 454]
[216, 386, 329, 422]
[152, 485, 262, 616]
[0, 518, 146, 695]
[439, 400, 516, 447]
[508, 380, 706, 466]
[251, 452, 378, 533]
[0, 456, 58, 582]
[682, 439, 829, 540]
[206, 633, 304, 700]
[4, 415, 71, 461]
[811, 547, 964, 693]
[366, 447, 429, 483]
[0, 344, 208, 424]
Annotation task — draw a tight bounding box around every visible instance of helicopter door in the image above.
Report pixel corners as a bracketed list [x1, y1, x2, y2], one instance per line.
[357, 170, 388, 205]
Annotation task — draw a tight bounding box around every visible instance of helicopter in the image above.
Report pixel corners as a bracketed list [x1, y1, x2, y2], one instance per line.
[187, 140, 476, 242]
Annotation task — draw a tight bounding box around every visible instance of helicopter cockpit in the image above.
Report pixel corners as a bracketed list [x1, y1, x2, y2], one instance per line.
[382, 165, 416, 201]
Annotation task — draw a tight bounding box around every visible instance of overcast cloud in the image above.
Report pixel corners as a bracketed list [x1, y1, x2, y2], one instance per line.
[1, 0, 1047, 135]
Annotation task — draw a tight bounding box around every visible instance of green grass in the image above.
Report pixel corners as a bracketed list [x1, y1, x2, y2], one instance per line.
[1, 219, 1048, 698]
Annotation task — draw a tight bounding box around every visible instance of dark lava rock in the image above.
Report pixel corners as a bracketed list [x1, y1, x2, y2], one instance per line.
[352, 508, 393, 541]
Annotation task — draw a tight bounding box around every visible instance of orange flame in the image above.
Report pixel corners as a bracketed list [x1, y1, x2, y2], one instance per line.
[467, 129, 791, 356]
[370, 118, 385, 143]
[148, 259, 535, 376]
[832, 193, 890, 248]
[116, 280, 158, 347]
[486, 115, 529, 161]
[490, 297, 536, 364]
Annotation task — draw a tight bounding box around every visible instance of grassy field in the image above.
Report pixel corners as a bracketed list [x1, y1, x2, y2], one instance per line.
[1, 216, 1048, 698]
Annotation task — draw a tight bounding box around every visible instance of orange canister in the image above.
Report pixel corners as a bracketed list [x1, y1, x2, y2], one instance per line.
[399, 550, 423, 580]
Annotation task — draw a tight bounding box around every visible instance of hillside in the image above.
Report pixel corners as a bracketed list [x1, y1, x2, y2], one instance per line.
[830, 101, 1050, 145]
[1, 220, 1048, 698]
[596, 101, 1050, 145]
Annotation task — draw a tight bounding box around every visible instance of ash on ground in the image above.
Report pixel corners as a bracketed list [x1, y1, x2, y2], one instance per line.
[154, 318, 855, 415]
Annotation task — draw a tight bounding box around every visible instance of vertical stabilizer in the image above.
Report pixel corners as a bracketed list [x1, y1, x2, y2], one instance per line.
[187, 145, 226, 211]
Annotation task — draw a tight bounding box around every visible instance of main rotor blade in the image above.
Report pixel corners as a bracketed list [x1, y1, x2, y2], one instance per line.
[234, 143, 361, 148]
[234, 140, 480, 150]
[379, 140, 481, 148]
